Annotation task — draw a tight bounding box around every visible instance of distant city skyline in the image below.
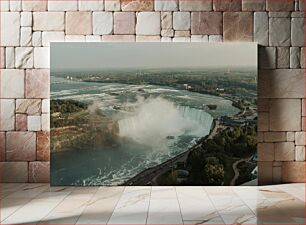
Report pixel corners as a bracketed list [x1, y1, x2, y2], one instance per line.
[51, 43, 257, 72]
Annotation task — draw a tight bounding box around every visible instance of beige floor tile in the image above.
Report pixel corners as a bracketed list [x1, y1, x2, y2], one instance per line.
[2, 198, 63, 224]
[0, 198, 32, 222]
[76, 187, 124, 224]
[108, 186, 151, 224]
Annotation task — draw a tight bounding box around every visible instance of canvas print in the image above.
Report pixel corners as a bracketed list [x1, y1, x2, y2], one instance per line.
[51, 43, 257, 186]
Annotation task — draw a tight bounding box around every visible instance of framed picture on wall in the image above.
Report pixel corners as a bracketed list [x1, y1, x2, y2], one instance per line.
[50, 43, 257, 186]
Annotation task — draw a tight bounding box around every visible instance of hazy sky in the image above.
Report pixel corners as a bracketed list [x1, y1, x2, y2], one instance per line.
[51, 43, 257, 71]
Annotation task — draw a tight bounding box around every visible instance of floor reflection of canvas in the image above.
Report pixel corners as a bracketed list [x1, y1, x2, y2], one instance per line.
[50, 43, 258, 186]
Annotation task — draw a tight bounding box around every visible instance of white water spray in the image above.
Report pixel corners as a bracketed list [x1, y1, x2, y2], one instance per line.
[118, 97, 213, 146]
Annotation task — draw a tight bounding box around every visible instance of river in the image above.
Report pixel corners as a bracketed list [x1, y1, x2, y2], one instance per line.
[51, 76, 239, 186]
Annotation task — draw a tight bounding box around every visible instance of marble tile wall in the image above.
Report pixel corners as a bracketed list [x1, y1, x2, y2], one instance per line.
[0, 0, 305, 184]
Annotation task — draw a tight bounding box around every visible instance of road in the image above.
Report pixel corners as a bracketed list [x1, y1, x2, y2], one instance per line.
[230, 157, 251, 186]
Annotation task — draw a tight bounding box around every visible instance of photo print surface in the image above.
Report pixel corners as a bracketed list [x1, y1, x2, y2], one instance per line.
[51, 43, 257, 186]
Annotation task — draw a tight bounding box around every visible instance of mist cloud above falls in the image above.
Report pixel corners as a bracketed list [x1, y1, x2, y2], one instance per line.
[118, 97, 211, 147]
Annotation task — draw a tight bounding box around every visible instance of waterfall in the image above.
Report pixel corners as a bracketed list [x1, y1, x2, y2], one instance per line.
[117, 98, 214, 145]
[177, 105, 214, 129]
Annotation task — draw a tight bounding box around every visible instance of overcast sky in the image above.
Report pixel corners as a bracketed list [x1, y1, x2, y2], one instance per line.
[51, 43, 257, 71]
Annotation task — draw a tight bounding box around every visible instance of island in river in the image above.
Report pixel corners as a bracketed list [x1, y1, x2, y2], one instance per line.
[51, 68, 257, 186]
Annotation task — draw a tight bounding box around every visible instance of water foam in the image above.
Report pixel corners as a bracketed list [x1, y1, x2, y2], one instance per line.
[118, 97, 213, 147]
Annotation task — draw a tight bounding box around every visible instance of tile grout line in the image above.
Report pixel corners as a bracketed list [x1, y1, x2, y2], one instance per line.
[231, 187, 265, 223]
[1, 183, 28, 199]
[105, 186, 126, 225]
[201, 186, 226, 225]
[144, 186, 152, 225]
[0, 183, 34, 222]
[228, 187, 258, 223]
[1, 184, 51, 223]
[4, 183, 50, 199]
[1, 198, 33, 222]
[36, 186, 76, 223]
[174, 186, 185, 225]
[75, 187, 100, 224]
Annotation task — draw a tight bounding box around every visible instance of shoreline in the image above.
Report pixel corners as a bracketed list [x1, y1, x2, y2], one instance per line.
[122, 119, 220, 186]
